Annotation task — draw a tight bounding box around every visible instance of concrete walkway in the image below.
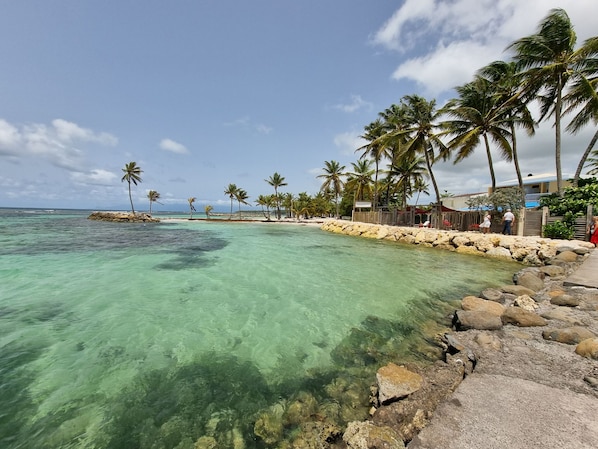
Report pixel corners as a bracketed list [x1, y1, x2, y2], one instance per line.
[564, 248, 598, 289]
[408, 249, 598, 449]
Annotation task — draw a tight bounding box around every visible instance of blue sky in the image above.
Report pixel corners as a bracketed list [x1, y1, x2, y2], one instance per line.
[1, 0, 596, 211]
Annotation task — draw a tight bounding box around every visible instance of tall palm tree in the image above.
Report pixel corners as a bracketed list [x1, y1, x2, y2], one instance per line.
[147, 190, 161, 214]
[234, 188, 249, 219]
[265, 172, 287, 219]
[508, 8, 596, 195]
[344, 159, 374, 209]
[121, 161, 143, 214]
[387, 152, 427, 209]
[356, 119, 390, 210]
[478, 60, 536, 206]
[188, 197, 196, 219]
[413, 178, 429, 206]
[444, 76, 513, 192]
[256, 194, 275, 220]
[317, 160, 346, 218]
[204, 205, 213, 219]
[224, 183, 238, 218]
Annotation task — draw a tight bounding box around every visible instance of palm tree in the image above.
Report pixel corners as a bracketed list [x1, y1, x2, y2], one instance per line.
[147, 190, 161, 214]
[413, 178, 429, 206]
[188, 197, 196, 219]
[204, 205, 213, 219]
[224, 183, 238, 218]
[234, 188, 249, 219]
[121, 161, 143, 214]
[344, 159, 374, 209]
[586, 147, 598, 175]
[387, 152, 427, 209]
[265, 172, 287, 219]
[478, 60, 536, 206]
[256, 194, 275, 220]
[444, 76, 513, 192]
[507, 8, 596, 195]
[317, 160, 346, 218]
[356, 119, 390, 210]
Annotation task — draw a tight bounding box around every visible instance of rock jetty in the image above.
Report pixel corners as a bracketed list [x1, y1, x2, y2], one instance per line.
[321, 219, 594, 264]
[87, 211, 160, 223]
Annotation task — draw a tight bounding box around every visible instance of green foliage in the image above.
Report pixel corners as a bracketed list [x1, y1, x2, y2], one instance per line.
[466, 187, 524, 212]
[543, 221, 574, 240]
[539, 178, 598, 218]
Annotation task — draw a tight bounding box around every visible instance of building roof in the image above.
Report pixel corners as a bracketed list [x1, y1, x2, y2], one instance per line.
[496, 172, 573, 188]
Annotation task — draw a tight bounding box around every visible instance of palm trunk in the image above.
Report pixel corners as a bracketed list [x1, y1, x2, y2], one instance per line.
[510, 121, 526, 208]
[555, 76, 563, 196]
[573, 128, 598, 186]
[483, 133, 496, 193]
[424, 145, 441, 227]
[128, 183, 135, 214]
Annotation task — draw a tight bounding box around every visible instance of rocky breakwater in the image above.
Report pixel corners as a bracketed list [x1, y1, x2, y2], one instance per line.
[340, 248, 598, 449]
[320, 219, 594, 265]
[87, 211, 160, 223]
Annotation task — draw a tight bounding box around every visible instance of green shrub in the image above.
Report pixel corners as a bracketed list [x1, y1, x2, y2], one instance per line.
[543, 221, 574, 240]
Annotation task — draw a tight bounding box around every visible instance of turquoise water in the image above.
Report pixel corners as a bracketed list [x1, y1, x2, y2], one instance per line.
[0, 209, 518, 448]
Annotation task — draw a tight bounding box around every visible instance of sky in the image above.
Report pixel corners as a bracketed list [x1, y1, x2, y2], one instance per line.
[1, 0, 597, 212]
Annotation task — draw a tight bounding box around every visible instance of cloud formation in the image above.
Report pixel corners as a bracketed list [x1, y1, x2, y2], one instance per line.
[159, 138, 189, 154]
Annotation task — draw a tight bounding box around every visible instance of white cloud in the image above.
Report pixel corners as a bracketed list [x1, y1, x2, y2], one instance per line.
[52, 119, 118, 146]
[256, 124, 273, 134]
[333, 131, 366, 156]
[71, 169, 117, 185]
[159, 138, 189, 154]
[332, 95, 373, 113]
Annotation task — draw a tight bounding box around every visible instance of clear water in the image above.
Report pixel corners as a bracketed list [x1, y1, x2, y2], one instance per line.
[0, 209, 519, 449]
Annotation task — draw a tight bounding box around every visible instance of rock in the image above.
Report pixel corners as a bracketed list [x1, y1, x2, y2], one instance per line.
[550, 294, 580, 307]
[513, 295, 539, 312]
[542, 327, 596, 345]
[500, 285, 536, 297]
[480, 288, 504, 303]
[514, 272, 545, 292]
[88, 211, 160, 223]
[501, 307, 547, 327]
[474, 332, 502, 350]
[452, 310, 503, 331]
[540, 265, 566, 277]
[486, 247, 512, 259]
[552, 250, 578, 263]
[461, 296, 505, 316]
[541, 308, 585, 325]
[343, 421, 405, 449]
[575, 338, 598, 359]
[442, 333, 466, 353]
[376, 363, 423, 404]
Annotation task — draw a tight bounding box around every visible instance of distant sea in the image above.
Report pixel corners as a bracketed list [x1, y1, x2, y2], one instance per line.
[0, 208, 518, 448]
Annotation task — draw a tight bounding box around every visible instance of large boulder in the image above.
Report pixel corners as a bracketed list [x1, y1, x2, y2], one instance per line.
[550, 294, 580, 307]
[500, 285, 535, 297]
[376, 363, 423, 404]
[480, 288, 504, 303]
[514, 272, 545, 292]
[452, 310, 503, 331]
[501, 307, 547, 327]
[461, 296, 505, 316]
[343, 421, 405, 449]
[542, 327, 596, 345]
[575, 338, 598, 360]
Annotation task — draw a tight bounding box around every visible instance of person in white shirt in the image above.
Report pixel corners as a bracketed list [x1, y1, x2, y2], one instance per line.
[502, 209, 515, 235]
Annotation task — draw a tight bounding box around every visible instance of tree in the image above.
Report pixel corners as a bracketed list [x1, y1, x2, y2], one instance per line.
[234, 188, 249, 219]
[344, 159, 374, 209]
[413, 178, 429, 206]
[317, 160, 345, 218]
[147, 190, 161, 214]
[356, 119, 390, 210]
[444, 76, 513, 192]
[224, 183, 238, 218]
[121, 161, 143, 214]
[387, 152, 427, 209]
[508, 8, 596, 195]
[204, 205, 213, 219]
[188, 197, 196, 219]
[256, 194, 275, 220]
[265, 172, 287, 219]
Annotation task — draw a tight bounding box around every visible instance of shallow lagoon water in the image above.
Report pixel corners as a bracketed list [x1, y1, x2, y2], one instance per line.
[0, 209, 519, 448]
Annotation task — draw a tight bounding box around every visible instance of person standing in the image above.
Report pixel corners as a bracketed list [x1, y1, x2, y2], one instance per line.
[502, 208, 515, 235]
[589, 216, 598, 246]
[481, 213, 491, 233]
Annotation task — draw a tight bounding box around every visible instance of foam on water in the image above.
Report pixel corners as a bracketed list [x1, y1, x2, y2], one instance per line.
[0, 209, 518, 448]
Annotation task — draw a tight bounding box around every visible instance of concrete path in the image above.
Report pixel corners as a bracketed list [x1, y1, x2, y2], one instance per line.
[564, 249, 598, 289]
[408, 374, 598, 449]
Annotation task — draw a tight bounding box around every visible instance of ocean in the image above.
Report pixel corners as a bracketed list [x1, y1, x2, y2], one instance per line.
[0, 208, 518, 448]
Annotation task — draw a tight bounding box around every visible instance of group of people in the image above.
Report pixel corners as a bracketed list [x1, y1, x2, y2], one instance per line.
[478, 209, 515, 235]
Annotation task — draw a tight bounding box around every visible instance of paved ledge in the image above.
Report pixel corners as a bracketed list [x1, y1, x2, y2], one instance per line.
[564, 249, 598, 288]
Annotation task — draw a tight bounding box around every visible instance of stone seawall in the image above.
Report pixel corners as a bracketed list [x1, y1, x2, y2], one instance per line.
[321, 220, 594, 265]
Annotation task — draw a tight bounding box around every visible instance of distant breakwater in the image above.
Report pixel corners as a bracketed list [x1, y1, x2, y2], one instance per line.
[321, 220, 594, 265]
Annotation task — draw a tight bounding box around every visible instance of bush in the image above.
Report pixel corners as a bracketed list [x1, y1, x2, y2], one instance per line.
[543, 221, 574, 240]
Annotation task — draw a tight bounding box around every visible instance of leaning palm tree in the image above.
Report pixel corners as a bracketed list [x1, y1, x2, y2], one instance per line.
[204, 205, 213, 219]
[444, 76, 513, 192]
[317, 160, 346, 218]
[265, 172, 287, 219]
[147, 190, 160, 214]
[188, 197, 196, 219]
[507, 8, 596, 195]
[224, 183, 238, 218]
[234, 188, 249, 219]
[256, 194, 275, 220]
[121, 161, 143, 214]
